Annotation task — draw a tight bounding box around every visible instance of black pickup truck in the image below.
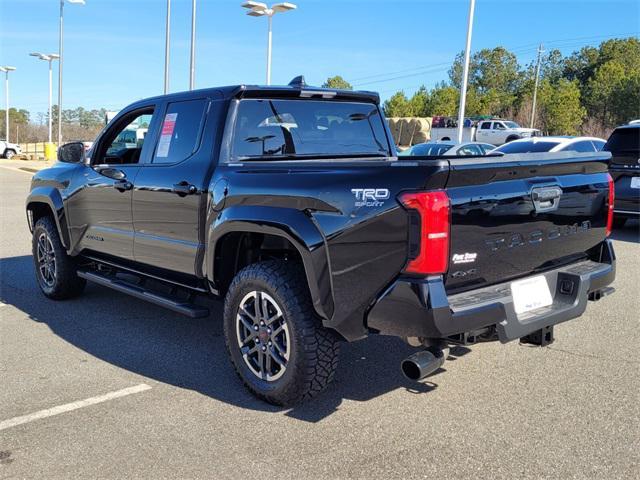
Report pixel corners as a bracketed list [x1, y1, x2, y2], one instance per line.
[26, 77, 616, 405]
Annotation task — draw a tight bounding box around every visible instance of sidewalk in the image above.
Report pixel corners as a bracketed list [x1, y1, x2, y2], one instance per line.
[0, 158, 55, 174]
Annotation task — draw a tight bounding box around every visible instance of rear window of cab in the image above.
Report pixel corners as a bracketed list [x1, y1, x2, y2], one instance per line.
[604, 128, 640, 153]
[230, 99, 391, 160]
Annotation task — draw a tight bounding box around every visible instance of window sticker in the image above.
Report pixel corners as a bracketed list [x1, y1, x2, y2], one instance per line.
[156, 113, 178, 157]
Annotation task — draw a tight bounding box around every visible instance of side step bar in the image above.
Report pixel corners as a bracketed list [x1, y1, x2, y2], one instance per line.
[78, 270, 210, 318]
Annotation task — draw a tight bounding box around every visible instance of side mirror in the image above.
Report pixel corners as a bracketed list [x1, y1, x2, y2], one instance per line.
[58, 142, 86, 163]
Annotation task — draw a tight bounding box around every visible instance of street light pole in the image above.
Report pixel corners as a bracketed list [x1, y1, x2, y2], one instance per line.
[189, 0, 196, 90]
[4, 71, 7, 142]
[58, 0, 64, 146]
[530, 43, 545, 129]
[164, 0, 171, 94]
[266, 14, 273, 85]
[456, 0, 475, 144]
[58, 0, 85, 147]
[0, 66, 16, 142]
[241, 2, 297, 86]
[30, 53, 60, 144]
[49, 59, 53, 142]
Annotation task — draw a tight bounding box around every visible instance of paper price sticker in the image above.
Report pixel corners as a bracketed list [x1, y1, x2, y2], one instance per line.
[157, 113, 178, 158]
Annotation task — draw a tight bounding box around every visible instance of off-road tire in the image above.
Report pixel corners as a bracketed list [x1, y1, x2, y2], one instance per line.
[223, 260, 340, 406]
[32, 216, 86, 299]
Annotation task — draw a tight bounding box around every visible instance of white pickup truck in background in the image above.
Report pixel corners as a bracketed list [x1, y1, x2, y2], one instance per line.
[431, 119, 539, 145]
[0, 140, 22, 159]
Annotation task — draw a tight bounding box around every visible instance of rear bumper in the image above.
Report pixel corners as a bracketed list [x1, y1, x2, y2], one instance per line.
[366, 240, 616, 343]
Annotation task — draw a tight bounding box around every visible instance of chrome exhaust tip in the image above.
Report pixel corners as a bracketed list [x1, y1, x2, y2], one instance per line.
[401, 347, 447, 381]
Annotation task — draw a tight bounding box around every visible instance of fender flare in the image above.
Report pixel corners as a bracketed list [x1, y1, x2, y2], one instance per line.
[207, 205, 334, 321]
[25, 187, 71, 250]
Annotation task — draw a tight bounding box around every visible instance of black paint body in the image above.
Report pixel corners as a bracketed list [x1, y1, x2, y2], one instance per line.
[26, 84, 615, 342]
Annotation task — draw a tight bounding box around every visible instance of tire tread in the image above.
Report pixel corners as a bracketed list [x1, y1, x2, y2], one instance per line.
[32, 216, 85, 300]
[223, 260, 339, 406]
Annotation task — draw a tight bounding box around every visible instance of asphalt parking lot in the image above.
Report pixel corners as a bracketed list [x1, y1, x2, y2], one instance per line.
[1, 165, 638, 479]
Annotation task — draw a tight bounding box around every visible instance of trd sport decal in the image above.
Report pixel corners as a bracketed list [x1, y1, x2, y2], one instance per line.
[351, 188, 390, 207]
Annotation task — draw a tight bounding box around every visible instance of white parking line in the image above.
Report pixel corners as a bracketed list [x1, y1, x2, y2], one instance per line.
[0, 383, 152, 431]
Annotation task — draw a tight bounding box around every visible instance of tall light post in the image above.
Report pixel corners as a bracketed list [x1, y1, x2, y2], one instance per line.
[456, 0, 476, 144]
[530, 43, 545, 129]
[0, 66, 16, 142]
[164, 0, 171, 94]
[241, 2, 297, 85]
[29, 53, 60, 144]
[189, 0, 196, 90]
[58, 0, 85, 147]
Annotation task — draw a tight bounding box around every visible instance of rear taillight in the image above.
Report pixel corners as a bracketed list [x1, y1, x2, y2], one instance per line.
[399, 191, 450, 275]
[606, 174, 615, 237]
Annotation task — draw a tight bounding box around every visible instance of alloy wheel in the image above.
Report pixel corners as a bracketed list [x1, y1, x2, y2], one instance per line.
[36, 232, 56, 287]
[236, 290, 290, 381]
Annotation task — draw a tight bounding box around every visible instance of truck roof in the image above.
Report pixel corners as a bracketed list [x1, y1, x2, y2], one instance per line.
[127, 76, 380, 110]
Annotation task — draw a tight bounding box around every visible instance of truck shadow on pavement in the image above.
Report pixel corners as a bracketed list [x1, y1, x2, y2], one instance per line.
[609, 219, 639, 244]
[0, 255, 463, 423]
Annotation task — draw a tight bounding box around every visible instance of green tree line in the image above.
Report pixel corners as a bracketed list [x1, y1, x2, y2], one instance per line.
[377, 37, 639, 136]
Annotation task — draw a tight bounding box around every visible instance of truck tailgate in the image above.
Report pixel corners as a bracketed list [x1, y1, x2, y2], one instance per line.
[443, 153, 611, 293]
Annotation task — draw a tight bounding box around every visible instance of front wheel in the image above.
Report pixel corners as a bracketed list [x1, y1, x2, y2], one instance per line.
[4, 149, 16, 159]
[32, 217, 86, 299]
[223, 260, 340, 406]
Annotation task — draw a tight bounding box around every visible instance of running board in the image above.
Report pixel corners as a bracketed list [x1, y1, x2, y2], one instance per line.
[77, 270, 209, 318]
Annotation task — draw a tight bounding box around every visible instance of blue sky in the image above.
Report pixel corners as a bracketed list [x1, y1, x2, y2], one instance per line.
[1, 0, 638, 119]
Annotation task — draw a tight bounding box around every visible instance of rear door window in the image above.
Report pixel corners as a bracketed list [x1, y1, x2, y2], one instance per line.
[604, 128, 640, 153]
[407, 143, 453, 156]
[495, 141, 561, 153]
[564, 140, 596, 153]
[153, 99, 208, 164]
[457, 144, 482, 155]
[231, 99, 390, 160]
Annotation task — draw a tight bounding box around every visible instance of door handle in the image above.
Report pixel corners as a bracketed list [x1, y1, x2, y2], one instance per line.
[172, 182, 197, 196]
[114, 180, 133, 192]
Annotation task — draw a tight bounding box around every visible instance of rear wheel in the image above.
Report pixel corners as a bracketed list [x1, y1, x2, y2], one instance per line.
[32, 217, 86, 299]
[223, 260, 340, 406]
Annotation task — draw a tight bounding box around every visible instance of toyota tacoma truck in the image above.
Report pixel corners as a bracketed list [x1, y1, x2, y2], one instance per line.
[26, 77, 616, 405]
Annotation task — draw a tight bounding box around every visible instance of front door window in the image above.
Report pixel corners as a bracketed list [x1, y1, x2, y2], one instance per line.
[97, 110, 154, 165]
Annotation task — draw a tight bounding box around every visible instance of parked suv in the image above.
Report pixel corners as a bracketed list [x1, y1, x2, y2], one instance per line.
[26, 78, 616, 405]
[603, 123, 640, 227]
